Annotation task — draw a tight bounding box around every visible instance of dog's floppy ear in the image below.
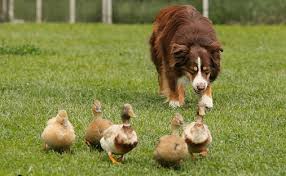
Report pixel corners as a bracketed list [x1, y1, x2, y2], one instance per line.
[209, 41, 222, 82]
[170, 43, 188, 67]
[210, 41, 223, 53]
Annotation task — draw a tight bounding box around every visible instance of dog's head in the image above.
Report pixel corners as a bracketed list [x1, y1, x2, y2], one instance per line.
[171, 42, 223, 94]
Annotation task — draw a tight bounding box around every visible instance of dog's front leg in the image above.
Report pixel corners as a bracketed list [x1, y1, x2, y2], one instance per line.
[198, 85, 213, 115]
[158, 67, 170, 97]
[166, 73, 185, 108]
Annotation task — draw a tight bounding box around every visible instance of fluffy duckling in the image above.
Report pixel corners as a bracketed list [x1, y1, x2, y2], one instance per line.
[41, 110, 76, 152]
[100, 104, 138, 164]
[85, 100, 113, 149]
[154, 113, 189, 168]
[183, 116, 212, 159]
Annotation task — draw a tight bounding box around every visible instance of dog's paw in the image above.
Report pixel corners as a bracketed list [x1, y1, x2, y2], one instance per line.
[169, 100, 180, 108]
[199, 95, 213, 109]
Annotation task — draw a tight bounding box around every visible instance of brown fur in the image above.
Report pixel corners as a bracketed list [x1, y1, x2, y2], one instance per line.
[150, 5, 223, 104]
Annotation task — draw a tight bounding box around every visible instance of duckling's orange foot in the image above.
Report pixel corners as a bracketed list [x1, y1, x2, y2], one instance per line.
[112, 160, 121, 165]
[43, 143, 49, 150]
[118, 155, 125, 162]
[199, 150, 208, 157]
[85, 140, 91, 146]
[65, 147, 72, 154]
[191, 153, 195, 160]
[108, 153, 121, 165]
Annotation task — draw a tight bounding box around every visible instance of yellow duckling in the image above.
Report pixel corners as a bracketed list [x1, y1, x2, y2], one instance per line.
[183, 116, 212, 159]
[100, 104, 138, 164]
[85, 100, 113, 149]
[154, 113, 189, 168]
[41, 110, 76, 152]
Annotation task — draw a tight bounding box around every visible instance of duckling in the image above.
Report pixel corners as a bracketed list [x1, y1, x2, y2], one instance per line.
[183, 116, 212, 159]
[41, 110, 76, 152]
[154, 113, 189, 168]
[85, 100, 113, 149]
[100, 104, 138, 164]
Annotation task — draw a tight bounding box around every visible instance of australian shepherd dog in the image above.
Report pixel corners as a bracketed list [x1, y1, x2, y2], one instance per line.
[149, 5, 223, 115]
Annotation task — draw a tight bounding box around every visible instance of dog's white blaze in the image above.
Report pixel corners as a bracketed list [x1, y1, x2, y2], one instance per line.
[192, 57, 208, 91]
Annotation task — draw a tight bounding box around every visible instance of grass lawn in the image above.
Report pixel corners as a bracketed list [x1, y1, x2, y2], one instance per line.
[0, 24, 285, 175]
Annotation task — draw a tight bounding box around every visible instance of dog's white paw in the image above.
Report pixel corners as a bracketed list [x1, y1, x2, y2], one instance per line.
[199, 95, 213, 109]
[169, 100, 180, 108]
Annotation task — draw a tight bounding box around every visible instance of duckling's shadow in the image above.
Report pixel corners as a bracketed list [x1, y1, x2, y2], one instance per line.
[42, 148, 75, 155]
[154, 161, 183, 170]
[87, 145, 104, 152]
[190, 155, 208, 163]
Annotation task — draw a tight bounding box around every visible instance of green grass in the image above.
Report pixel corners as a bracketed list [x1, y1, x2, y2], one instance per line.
[0, 24, 285, 175]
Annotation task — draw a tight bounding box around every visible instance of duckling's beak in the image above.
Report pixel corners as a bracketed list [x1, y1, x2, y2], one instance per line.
[128, 110, 136, 118]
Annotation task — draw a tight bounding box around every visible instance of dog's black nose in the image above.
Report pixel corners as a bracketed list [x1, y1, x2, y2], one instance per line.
[197, 83, 206, 91]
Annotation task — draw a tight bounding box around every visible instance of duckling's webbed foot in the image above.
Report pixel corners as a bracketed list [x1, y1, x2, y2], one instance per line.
[85, 140, 91, 146]
[118, 155, 125, 162]
[65, 147, 72, 153]
[43, 143, 49, 150]
[191, 153, 195, 160]
[199, 149, 208, 157]
[108, 152, 120, 164]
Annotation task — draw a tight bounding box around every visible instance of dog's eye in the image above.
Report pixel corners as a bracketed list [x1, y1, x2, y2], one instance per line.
[202, 67, 210, 74]
[189, 67, 197, 75]
[204, 70, 210, 74]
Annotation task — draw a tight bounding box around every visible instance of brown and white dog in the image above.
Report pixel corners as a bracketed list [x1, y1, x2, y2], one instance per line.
[149, 5, 223, 113]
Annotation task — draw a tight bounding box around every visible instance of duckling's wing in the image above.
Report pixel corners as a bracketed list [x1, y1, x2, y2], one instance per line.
[129, 130, 138, 144]
[98, 119, 113, 134]
[47, 117, 57, 125]
[102, 124, 122, 139]
[41, 124, 61, 147]
[183, 122, 196, 139]
[204, 124, 212, 144]
[67, 120, 74, 129]
[66, 120, 76, 139]
[155, 135, 188, 162]
[100, 125, 122, 153]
